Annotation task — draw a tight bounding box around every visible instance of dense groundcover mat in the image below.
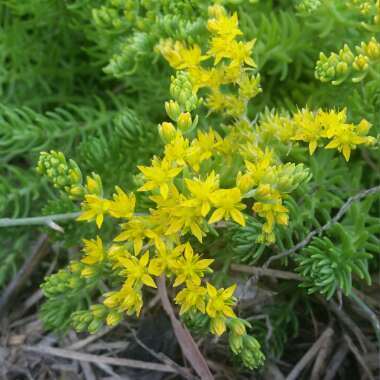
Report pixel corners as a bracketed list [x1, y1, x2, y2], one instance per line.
[0, 1, 380, 379]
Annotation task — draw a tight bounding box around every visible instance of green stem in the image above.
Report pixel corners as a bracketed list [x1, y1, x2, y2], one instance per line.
[0, 212, 81, 228]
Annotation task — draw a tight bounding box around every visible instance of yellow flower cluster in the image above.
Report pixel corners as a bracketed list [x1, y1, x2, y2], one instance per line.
[156, 4, 262, 117]
[258, 108, 376, 161]
[66, 5, 376, 361]
[73, 8, 306, 344]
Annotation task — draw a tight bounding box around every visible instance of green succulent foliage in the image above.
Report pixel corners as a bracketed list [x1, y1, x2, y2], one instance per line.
[296, 234, 371, 299]
[0, 0, 100, 108]
[77, 108, 161, 192]
[0, 103, 116, 164]
[91, 0, 208, 76]
[251, 300, 300, 358]
[295, 198, 380, 299]
[40, 267, 88, 332]
[40, 263, 104, 332]
[0, 229, 30, 289]
[229, 216, 266, 264]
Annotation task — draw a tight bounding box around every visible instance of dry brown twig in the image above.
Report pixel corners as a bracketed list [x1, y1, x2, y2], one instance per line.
[131, 330, 197, 380]
[157, 275, 214, 380]
[230, 263, 303, 281]
[323, 341, 349, 380]
[66, 327, 115, 351]
[344, 334, 375, 380]
[0, 235, 50, 318]
[285, 327, 334, 380]
[23, 345, 177, 373]
[326, 299, 373, 353]
[310, 327, 334, 380]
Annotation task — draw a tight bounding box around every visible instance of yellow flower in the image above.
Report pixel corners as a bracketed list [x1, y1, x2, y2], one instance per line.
[138, 157, 182, 199]
[208, 36, 234, 64]
[184, 171, 219, 216]
[107, 244, 131, 265]
[172, 243, 214, 287]
[187, 66, 214, 91]
[206, 283, 237, 336]
[114, 216, 156, 255]
[205, 89, 227, 113]
[109, 186, 136, 219]
[185, 130, 220, 171]
[164, 133, 190, 166]
[207, 12, 242, 40]
[156, 39, 206, 70]
[209, 188, 246, 226]
[104, 283, 143, 317]
[119, 252, 157, 288]
[229, 40, 257, 68]
[244, 151, 273, 186]
[80, 266, 97, 278]
[120, 285, 143, 316]
[252, 185, 289, 243]
[324, 125, 375, 161]
[175, 281, 207, 315]
[165, 201, 205, 242]
[316, 109, 375, 161]
[148, 239, 183, 276]
[81, 236, 105, 265]
[238, 73, 261, 100]
[292, 108, 323, 154]
[77, 194, 110, 228]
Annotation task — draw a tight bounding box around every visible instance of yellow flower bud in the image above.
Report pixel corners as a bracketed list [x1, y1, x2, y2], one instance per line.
[339, 45, 354, 64]
[177, 112, 192, 131]
[86, 173, 103, 196]
[211, 316, 227, 336]
[363, 38, 380, 60]
[165, 100, 181, 121]
[357, 119, 371, 134]
[68, 277, 82, 289]
[106, 311, 122, 326]
[69, 185, 85, 198]
[336, 61, 349, 75]
[229, 333, 244, 354]
[103, 292, 120, 308]
[91, 304, 107, 318]
[237, 172, 254, 193]
[69, 261, 83, 273]
[88, 319, 103, 334]
[158, 121, 177, 143]
[352, 55, 369, 71]
[230, 318, 248, 336]
[81, 266, 97, 278]
[276, 213, 289, 225]
[208, 4, 226, 18]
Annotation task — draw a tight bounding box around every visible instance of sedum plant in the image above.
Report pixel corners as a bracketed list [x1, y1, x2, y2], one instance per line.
[37, 5, 378, 372]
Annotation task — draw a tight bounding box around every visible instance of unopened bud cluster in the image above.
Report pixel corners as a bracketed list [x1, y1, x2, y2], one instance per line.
[228, 318, 265, 369]
[37, 151, 103, 199]
[159, 71, 200, 142]
[37, 151, 84, 199]
[315, 37, 380, 84]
